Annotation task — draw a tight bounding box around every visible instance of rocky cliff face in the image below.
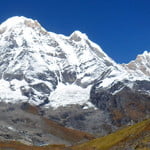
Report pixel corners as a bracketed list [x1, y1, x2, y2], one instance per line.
[90, 80, 150, 127]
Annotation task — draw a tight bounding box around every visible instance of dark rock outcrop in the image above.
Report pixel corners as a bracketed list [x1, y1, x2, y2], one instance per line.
[90, 80, 150, 127]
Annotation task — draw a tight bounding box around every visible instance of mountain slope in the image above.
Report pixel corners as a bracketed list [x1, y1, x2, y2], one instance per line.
[90, 79, 150, 127]
[0, 119, 149, 150]
[0, 102, 94, 146]
[71, 119, 150, 150]
[0, 141, 65, 150]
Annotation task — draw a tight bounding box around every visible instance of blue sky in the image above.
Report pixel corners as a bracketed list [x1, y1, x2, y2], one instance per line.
[0, 0, 150, 63]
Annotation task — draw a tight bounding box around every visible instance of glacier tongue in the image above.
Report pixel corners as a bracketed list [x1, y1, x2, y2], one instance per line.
[0, 16, 150, 108]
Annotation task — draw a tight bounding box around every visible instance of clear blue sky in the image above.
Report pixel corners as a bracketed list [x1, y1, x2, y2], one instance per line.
[1, 0, 150, 63]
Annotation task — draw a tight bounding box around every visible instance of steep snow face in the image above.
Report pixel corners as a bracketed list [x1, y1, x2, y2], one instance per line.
[0, 16, 116, 107]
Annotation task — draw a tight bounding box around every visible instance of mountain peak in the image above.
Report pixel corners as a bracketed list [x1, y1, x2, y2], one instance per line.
[1, 16, 31, 26]
[135, 50, 150, 62]
[141, 50, 150, 57]
[123, 50, 150, 77]
[70, 30, 88, 41]
[0, 16, 42, 32]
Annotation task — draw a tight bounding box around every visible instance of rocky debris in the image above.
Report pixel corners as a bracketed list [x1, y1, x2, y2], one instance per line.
[43, 105, 116, 136]
[0, 102, 94, 146]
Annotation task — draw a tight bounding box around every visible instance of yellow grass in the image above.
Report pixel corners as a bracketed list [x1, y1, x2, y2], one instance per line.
[71, 119, 150, 150]
[0, 119, 149, 150]
[0, 141, 65, 150]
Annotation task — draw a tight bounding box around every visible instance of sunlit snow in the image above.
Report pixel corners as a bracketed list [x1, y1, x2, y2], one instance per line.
[48, 83, 95, 109]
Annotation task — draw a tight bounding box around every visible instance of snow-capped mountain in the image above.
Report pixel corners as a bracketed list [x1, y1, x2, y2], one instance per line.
[0, 16, 150, 142]
[0, 16, 118, 107]
[0, 16, 150, 108]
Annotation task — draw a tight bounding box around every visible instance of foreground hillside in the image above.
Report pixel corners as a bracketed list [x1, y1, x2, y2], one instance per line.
[71, 119, 150, 150]
[0, 119, 149, 150]
[0, 102, 94, 146]
[0, 141, 65, 150]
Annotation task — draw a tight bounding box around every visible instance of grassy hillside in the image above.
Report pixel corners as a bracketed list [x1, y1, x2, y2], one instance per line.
[42, 117, 94, 143]
[0, 119, 149, 150]
[0, 141, 65, 150]
[71, 119, 150, 150]
[22, 103, 95, 144]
